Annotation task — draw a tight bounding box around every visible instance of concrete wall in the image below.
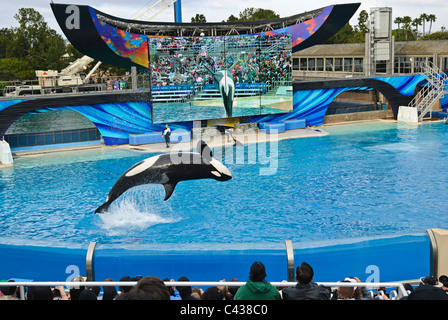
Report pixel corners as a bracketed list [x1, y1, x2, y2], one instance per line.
[323, 109, 394, 124]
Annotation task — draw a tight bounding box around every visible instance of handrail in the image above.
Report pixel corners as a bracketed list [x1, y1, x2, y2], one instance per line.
[427, 228, 439, 277]
[0, 281, 409, 300]
[407, 60, 448, 121]
[284, 240, 295, 282]
[86, 242, 97, 281]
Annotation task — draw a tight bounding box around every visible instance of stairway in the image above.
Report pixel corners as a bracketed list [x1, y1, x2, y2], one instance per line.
[408, 61, 448, 121]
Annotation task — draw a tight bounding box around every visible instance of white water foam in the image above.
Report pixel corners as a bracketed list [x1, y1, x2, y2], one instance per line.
[97, 186, 181, 236]
[367, 142, 419, 153]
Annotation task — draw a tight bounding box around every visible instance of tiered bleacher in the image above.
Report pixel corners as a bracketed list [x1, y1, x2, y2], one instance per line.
[195, 83, 268, 100]
[151, 83, 269, 103]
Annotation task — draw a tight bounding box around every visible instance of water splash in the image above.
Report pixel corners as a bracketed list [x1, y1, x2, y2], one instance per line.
[96, 186, 181, 236]
[367, 142, 419, 153]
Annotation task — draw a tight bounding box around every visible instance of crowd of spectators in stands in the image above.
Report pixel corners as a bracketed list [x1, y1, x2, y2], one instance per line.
[1, 261, 447, 300]
[149, 34, 292, 89]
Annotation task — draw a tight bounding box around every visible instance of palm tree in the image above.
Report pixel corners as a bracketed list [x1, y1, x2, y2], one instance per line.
[428, 14, 436, 34]
[420, 13, 428, 35]
[402, 16, 412, 40]
[394, 16, 403, 38]
[413, 17, 422, 38]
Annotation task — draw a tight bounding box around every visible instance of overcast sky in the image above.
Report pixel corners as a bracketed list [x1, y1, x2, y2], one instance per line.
[1, 1, 447, 34]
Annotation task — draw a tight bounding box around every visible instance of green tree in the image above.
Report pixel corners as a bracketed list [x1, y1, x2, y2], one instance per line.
[323, 9, 371, 44]
[226, 14, 239, 22]
[66, 43, 84, 63]
[357, 10, 369, 34]
[324, 23, 356, 44]
[419, 31, 448, 40]
[227, 8, 279, 22]
[191, 13, 206, 23]
[0, 57, 34, 80]
[0, 28, 14, 59]
[9, 8, 66, 71]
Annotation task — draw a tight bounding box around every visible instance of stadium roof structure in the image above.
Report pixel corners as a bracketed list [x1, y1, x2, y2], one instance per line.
[51, 2, 360, 71]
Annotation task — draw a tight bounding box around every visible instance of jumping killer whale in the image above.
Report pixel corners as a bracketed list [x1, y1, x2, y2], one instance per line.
[203, 65, 235, 118]
[94, 141, 232, 213]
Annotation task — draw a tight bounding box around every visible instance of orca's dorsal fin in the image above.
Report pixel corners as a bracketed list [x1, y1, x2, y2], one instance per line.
[163, 182, 178, 201]
[197, 140, 213, 162]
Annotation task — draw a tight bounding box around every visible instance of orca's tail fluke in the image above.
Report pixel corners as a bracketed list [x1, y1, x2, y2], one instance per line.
[95, 201, 111, 214]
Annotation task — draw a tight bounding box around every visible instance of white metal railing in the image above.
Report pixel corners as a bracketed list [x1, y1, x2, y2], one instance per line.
[0, 74, 154, 98]
[0, 281, 410, 300]
[131, 0, 177, 22]
[408, 60, 448, 121]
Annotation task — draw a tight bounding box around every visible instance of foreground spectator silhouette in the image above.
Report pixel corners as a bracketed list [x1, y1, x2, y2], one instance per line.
[102, 285, 118, 300]
[69, 276, 86, 300]
[335, 280, 356, 300]
[234, 261, 281, 300]
[202, 287, 224, 300]
[118, 276, 137, 298]
[79, 289, 98, 300]
[0, 280, 18, 300]
[226, 278, 240, 300]
[177, 276, 198, 300]
[331, 277, 372, 300]
[282, 262, 330, 300]
[439, 275, 448, 293]
[163, 278, 181, 300]
[101, 278, 117, 300]
[27, 286, 53, 300]
[120, 276, 170, 300]
[407, 276, 448, 300]
[191, 287, 203, 300]
[7, 269, 448, 300]
[53, 286, 69, 300]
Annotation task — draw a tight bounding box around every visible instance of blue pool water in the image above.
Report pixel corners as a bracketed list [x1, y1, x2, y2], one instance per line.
[1, 120, 448, 247]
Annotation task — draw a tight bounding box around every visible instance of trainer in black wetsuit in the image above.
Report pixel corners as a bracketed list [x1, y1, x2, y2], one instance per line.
[162, 124, 171, 148]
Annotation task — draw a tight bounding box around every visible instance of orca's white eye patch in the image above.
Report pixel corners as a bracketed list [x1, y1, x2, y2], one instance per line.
[125, 156, 159, 177]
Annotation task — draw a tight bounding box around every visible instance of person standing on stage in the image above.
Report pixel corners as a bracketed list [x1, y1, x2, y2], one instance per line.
[162, 124, 171, 148]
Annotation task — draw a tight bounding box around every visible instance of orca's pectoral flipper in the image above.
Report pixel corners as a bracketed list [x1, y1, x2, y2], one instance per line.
[163, 182, 178, 201]
[197, 140, 213, 161]
[95, 201, 111, 214]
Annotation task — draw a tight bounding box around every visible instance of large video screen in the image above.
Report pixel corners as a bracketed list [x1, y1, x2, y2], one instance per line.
[149, 33, 293, 123]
